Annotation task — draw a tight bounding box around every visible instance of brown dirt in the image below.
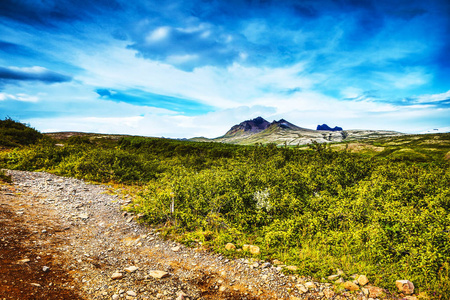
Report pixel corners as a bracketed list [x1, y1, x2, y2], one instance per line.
[0, 190, 83, 299]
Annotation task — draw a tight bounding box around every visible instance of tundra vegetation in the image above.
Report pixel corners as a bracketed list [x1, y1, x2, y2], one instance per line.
[1, 118, 449, 298]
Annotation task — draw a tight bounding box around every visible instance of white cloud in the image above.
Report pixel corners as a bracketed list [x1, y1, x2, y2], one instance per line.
[0, 92, 39, 102]
[415, 90, 450, 103]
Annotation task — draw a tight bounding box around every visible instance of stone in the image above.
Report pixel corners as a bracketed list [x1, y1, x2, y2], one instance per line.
[368, 286, 384, 298]
[297, 285, 308, 293]
[112, 295, 119, 300]
[290, 296, 301, 300]
[286, 265, 298, 271]
[396, 280, 414, 295]
[176, 291, 188, 300]
[126, 290, 137, 297]
[30, 283, 42, 287]
[42, 266, 50, 272]
[249, 245, 260, 255]
[335, 277, 344, 284]
[17, 258, 30, 264]
[124, 266, 138, 273]
[343, 281, 359, 291]
[272, 259, 283, 265]
[149, 270, 169, 279]
[111, 272, 123, 280]
[79, 213, 89, 219]
[323, 289, 335, 298]
[361, 287, 369, 295]
[304, 282, 316, 289]
[327, 274, 339, 281]
[219, 286, 227, 292]
[358, 275, 369, 286]
[261, 262, 271, 268]
[225, 243, 236, 251]
[172, 246, 181, 252]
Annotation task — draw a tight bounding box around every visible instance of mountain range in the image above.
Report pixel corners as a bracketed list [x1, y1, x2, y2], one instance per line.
[191, 117, 404, 145]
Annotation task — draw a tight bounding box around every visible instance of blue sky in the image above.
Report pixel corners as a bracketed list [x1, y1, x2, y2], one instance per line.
[0, 0, 449, 137]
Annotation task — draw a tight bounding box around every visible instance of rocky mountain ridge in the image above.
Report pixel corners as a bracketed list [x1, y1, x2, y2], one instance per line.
[212, 117, 404, 146]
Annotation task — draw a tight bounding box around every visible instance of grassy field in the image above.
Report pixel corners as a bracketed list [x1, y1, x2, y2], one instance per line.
[1, 118, 449, 298]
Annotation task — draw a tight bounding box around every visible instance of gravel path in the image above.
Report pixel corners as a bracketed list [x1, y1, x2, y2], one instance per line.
[0, 170, 396, 300]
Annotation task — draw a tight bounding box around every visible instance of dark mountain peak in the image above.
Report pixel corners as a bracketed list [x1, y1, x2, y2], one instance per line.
[317, 124, 343, 131]
[271, 119, 302, 130]
[224, 116, 271, 136]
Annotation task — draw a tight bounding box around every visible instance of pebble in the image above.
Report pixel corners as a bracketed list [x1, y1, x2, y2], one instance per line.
[111, 272, 123, 280]
[124, 266, 138, 273]
[126, 291, 137, 297]
[42, 266, 50, 272]
[148, 270, 169, 279]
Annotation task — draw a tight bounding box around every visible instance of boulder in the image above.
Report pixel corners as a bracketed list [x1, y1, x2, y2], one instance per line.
[249, 245, 260, 255]
[343, 281, 359, 291]
[225, 243, 236, 251]
[357, 275, 369, 286]
[396, 280, 414, 295]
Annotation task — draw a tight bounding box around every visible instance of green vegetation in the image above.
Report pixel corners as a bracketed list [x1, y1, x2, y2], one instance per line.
[1, 122, 449, 298]
[0, 118, 43, 147]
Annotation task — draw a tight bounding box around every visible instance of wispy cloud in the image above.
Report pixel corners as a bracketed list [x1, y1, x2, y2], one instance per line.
[0, 66, 71, 86]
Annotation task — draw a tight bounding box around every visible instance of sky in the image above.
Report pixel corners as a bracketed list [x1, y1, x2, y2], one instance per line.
[0, 0, 449, 138]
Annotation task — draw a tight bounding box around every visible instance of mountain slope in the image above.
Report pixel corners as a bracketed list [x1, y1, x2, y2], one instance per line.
[213, 117, 404, 145]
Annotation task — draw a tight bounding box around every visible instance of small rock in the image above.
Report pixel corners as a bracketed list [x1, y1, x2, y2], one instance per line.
[17, 258, 30, 264]
[327, 274, 339, 281]
[30, 283, 42, 287]
[126, 290, 137, 297]
[42, 266, 50, 272]
[225, 243, 236, 251]
[297, 285, 308, 293]
[249, 245, 260, 255]
[290, 296, 301, 300]
[124, 266, 138, 273]
[335, 277, 344, 284]
[305, 282, 316, 289]
[112, 295, 119, 300]
[343, 281, 359, 291]
[219, 286, 227, 292]
[172, 246, 181, 252]
[358, 275, 369, 286]
[272, 259, 283, 265]
[324, 289, 335, 298]
[79, 213, 89, 220]
[396, 280, 414, 295]
[368, 286, 384, 298]
[261, 262, 271, 268]
[286, 265, 298, 271]
[111, 272, 123, 280]
[149, 270, 169, 279]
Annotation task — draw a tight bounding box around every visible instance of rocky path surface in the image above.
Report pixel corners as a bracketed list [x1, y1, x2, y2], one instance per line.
[1, 170, 396, 300]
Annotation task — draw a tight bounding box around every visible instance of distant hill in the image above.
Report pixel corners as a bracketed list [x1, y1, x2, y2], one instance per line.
[208, 117, 404, 146]
[317, 124, 343, 131]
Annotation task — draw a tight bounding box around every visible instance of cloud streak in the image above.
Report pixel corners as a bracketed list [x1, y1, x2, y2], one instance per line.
[0, 66, 71, 86]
